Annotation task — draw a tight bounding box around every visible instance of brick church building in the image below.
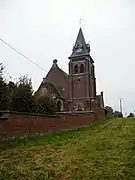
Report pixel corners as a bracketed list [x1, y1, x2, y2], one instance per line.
[36, 28, 104, 112]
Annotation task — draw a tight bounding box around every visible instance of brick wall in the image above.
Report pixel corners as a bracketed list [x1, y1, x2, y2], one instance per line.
[95, 107, 106, 121]
[0, 110, 105, 137]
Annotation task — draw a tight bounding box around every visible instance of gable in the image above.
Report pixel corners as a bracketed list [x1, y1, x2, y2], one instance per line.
[35, 79, 63, 99]
[45, 60, 69, 98]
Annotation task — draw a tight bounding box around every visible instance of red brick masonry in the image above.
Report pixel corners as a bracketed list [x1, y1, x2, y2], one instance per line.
[0, 108, 105, 137]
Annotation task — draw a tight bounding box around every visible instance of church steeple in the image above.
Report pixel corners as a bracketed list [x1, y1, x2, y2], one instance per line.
[69, 28, 90, 59]
[75, 28, 86, 47]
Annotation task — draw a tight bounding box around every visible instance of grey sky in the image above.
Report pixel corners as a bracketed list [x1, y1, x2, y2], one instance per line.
[0, 0, 135, 115]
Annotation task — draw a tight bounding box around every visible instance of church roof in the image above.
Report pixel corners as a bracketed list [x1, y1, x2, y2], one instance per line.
[36, 78, 64, 99]
[69, 28, 90, 59]
[42, 59, 69, 99]
[46, 59, 68, 79]
[43, 80, 63, 98]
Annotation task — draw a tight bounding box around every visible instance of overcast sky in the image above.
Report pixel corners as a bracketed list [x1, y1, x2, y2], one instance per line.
[0, 0, 135, 115]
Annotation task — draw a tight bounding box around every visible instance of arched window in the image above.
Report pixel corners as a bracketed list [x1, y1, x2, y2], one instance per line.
[76, 102, 84, 111]
[80, 64, 84, 73]
[56, 99, 64, 111]
[57, 100, 61, 111]
[74, 64, 79, 74]
[77, 104, 83, 111]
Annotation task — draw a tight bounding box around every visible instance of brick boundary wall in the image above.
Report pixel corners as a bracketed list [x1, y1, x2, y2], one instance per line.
[0, 108, 106, 137]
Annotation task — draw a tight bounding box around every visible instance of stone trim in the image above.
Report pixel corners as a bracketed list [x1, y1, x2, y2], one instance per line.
[0, 110, 59, 118]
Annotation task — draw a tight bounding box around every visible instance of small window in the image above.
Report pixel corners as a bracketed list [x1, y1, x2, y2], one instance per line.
[74, 64, 79, 74]
[80, 64, 84, 73]
[76, 102, 84, 111]
[77, 105, 82, 111]
[56, 99, 63, 111]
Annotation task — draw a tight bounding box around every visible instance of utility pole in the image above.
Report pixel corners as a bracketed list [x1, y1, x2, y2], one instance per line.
[119, 98, 123, 114]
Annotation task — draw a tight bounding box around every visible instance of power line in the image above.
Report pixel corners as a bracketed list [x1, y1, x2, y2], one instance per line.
[0, 38, 46, 72]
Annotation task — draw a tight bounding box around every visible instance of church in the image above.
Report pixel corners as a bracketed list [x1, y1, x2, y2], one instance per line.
[35, 28, 104, 112]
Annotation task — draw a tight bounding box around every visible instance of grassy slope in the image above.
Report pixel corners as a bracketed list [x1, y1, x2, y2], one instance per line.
[0, 118, 135, 180]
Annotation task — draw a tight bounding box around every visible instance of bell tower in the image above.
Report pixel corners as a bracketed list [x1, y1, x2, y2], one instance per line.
[68, 28, 96, 112]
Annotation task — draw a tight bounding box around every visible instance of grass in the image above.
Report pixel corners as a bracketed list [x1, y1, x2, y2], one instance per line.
[0, 118, 135, 179]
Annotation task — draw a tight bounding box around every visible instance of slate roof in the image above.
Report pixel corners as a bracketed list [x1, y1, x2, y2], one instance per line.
[69, 28, 90, 59]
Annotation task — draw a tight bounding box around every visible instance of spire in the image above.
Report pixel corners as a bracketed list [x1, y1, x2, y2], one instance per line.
[69, 28, 90, 59]
[75, 28, 86, 48]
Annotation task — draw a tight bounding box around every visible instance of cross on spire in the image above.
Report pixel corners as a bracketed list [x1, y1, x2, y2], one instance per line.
[79, 18, 82, 27]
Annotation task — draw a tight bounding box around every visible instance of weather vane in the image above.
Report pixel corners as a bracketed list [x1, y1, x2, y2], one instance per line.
[79, 18, 82, 27]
